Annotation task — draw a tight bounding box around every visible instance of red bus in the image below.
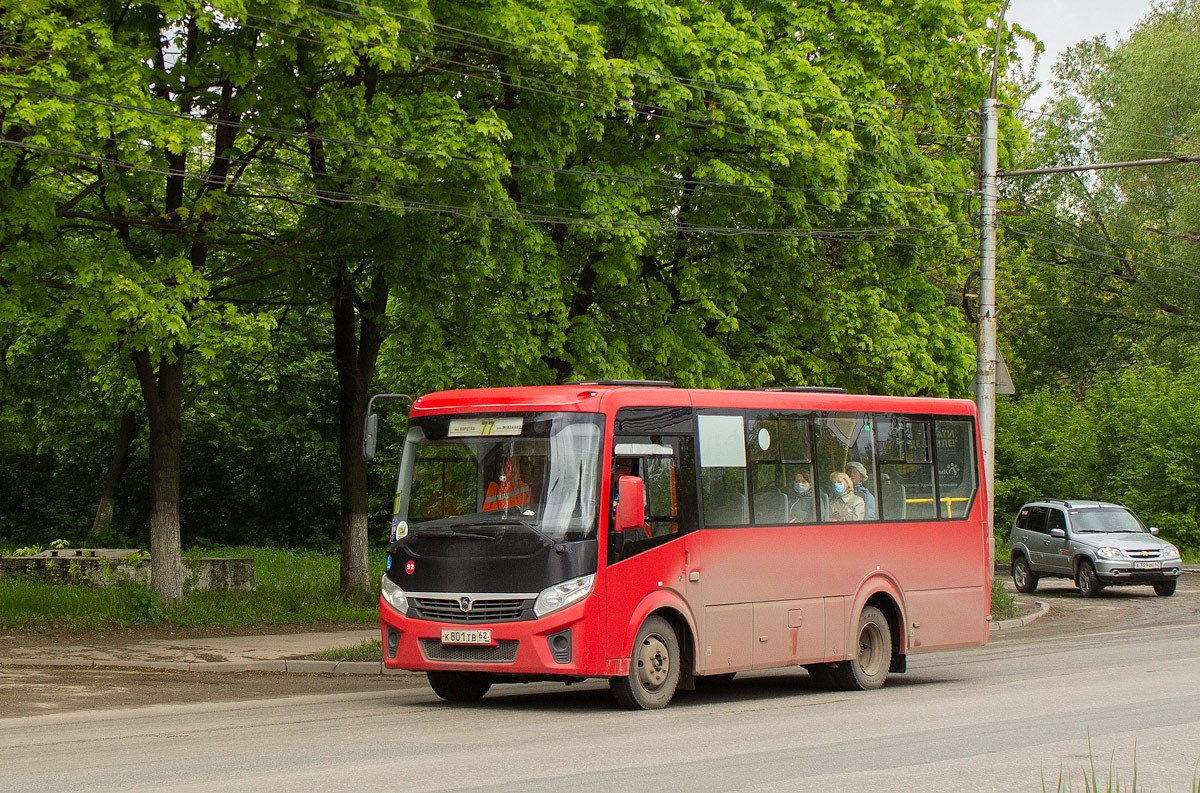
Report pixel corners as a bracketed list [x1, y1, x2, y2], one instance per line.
[371, 382, 991, 708]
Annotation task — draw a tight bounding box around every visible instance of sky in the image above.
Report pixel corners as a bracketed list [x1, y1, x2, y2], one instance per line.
[1006, 0, 1159, 106]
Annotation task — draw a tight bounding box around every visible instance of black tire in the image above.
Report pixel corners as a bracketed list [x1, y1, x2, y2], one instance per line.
[1154, 579, 1177, 597]
[803, 663, 838, 690]
[1012, 555, 1039, 594]
[1076, 560, 1104, 598]
[427, 671, 491, 703]
[834, 606, 892, 691]
[610, 616, 680, 710]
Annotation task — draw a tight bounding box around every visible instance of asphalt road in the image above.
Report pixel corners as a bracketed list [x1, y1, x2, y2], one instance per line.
[3, 577, 1199, 793]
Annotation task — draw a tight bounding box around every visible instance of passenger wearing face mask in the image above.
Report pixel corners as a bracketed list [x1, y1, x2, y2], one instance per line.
[789, 472, 815, 523]
[827, 471, 866, 522]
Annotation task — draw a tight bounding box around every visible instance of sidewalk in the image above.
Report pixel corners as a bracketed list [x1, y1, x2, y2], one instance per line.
[0, 628, 418, 676]
[1, 600, 1050, 675]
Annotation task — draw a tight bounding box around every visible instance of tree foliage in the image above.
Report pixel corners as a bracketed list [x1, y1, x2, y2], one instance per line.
[3, 0, 1029, 578]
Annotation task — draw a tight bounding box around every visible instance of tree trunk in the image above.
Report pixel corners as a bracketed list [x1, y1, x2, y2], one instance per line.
[331, 266, 388, 598]
[133, 347, 186, 602]
[89, 410, 139, 537]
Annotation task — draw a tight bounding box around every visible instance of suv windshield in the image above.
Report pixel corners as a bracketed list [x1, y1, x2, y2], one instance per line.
[393, 412, 603, 543]
[1068, 507, 1147, 534]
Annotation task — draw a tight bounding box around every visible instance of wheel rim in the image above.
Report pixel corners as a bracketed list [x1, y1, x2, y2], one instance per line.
[856, 621, 886, 677]
[1080, 565, 1094, 593]
[1014, 561, 1028, 588]
[635, 633, 671, 691]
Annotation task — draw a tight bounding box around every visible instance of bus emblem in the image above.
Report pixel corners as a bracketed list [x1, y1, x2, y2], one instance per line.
[459, 596, 472, 613]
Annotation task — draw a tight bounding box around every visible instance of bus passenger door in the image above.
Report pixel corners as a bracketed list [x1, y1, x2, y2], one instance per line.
[604, 435, 700, 665]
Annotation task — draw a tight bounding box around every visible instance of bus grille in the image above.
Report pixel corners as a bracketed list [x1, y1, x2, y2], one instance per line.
[410, 597, 530, 623]
[420, 639, 519, 663]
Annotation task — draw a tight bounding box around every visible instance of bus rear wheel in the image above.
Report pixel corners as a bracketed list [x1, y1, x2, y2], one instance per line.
[834, 606, 891, 691]
[427, 671, 492, 702]
[610, 616, 680, 710]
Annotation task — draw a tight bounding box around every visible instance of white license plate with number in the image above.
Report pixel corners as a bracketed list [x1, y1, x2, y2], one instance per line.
[1134, 561, 1162, 570]
[441, 629, 492, 645]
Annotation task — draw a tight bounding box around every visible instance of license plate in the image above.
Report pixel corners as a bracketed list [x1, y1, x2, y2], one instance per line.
[441, 628, 492, 645]
[1134, 561, 1162, 570]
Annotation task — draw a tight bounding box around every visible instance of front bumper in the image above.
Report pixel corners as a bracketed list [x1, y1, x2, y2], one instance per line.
[379, 594, 605, 677]
[1094, 559, 1182, 584]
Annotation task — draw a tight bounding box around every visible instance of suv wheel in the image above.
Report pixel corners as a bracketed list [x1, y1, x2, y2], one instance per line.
[1154, 580, 1177, 597]
[1076, 560, 1104, 598]
[1012, 556, 1039, 594]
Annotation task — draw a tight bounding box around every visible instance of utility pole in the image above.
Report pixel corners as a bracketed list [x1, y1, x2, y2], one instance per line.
[977, 1, 1008, 553]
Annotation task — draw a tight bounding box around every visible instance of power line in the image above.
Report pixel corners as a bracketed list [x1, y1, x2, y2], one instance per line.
[1001, 197, 1200, 277]
[3, 138, 982, 249]
[1005, 103, 1189, 146]
[14, 119, 980, 229]
[998, 201, 1200, 278]
[999, 252, 1200, 297]
[999, 225, 1200, 285]
[0, 82, 974, 200]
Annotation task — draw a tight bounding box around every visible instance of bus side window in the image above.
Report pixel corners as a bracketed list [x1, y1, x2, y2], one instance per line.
[814, 414, 876, 522]
[747, 415, 813, 525]
[935, 420, 978, 519]
[698, 414, 749, 527]
[875, 416, 935, 521]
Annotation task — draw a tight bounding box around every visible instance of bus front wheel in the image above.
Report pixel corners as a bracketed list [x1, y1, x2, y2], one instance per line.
[427, 671, 491, 703]
[834, 606, 891, 691]
[610, 616, 680, 710]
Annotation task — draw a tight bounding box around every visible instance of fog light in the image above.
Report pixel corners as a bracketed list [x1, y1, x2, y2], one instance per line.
[547, 630, 572, 664]
[386, 626, 401, 658]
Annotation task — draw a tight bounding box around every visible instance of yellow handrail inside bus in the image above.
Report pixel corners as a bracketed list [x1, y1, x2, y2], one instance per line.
[904, 496, 970, 517]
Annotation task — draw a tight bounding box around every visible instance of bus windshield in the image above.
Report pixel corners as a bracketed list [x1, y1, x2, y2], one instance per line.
[393, 412, 604, 542]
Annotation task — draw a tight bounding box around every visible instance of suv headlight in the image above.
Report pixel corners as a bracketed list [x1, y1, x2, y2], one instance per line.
[534, 574, 595, 618]
[1162, 544, 1181, 560]
[381, 574, 409, 615]
[1096, 546, 1126, 560]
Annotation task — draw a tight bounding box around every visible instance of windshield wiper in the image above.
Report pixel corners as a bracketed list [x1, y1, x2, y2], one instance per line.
[480, 514, 569, 554]
[416, 528, 496, 541]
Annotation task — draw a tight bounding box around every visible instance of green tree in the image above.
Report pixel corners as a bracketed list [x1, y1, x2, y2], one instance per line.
[999, 0, 1200, 391]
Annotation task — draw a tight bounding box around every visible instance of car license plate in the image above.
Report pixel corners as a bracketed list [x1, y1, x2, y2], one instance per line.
[1134, 561, 1161, 570]
[441, 629, 492, 645]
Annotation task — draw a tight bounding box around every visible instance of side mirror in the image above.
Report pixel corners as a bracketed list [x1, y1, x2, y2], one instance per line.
[362, 412, 379, 461]
[361, 393, 413, 462]
[1150, 526, 1159, 536]
[1050, 528, 1066, 539]
[616, 476, 646, 534]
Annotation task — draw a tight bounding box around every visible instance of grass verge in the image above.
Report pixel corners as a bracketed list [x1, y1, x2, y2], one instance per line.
[0, 546, 385, 632]
[990, 577, 1020, 621]
[309, 637, 384, 662]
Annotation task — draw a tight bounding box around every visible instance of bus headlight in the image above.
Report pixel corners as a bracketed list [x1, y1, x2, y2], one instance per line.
[381, 575, 409, 615]
[534, 574, 595, 618]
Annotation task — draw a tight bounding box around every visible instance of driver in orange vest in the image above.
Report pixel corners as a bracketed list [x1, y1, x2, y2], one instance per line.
[482, 458, 532, 511]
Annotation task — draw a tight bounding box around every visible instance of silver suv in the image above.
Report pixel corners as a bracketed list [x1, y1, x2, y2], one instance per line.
[1009, 500, 1182, 597]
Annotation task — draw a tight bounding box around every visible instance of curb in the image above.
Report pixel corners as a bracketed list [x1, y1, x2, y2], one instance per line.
[989, 599, 1049, 632]
[0, 657, 421, 677]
